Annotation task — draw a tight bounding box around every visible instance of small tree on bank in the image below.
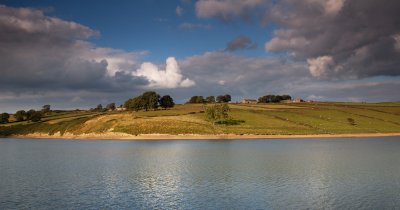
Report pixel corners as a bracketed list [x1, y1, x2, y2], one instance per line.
[205, 104, 230, 124]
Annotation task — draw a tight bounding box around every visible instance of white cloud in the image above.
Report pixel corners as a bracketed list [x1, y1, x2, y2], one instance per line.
[176, 6, 184, 16]
[394, 34, 400, 51]
[134, 57, 195, 88]
[83, 47, 148, 76]
[307, 56, 335, 79]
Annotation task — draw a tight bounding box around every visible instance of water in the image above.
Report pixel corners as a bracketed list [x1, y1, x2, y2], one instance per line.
[0, 137, 399, 209]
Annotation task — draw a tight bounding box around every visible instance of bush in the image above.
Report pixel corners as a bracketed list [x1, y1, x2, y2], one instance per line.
[347, 118, 356, 126]
[205, 104, 230, 123]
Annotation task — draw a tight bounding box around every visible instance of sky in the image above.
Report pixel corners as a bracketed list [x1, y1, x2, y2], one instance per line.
[0, 0, 400, 112]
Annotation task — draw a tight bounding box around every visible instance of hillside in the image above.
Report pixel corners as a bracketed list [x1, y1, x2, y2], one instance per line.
[1, 102, 400, 139]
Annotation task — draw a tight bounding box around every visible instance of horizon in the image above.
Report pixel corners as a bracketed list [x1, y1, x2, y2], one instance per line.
[1, 0, 400, 113]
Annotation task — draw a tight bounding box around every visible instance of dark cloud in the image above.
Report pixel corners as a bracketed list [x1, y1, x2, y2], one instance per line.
[225, 35, 256, 51]
[196, 0, 400, 79]
[177, 52, 400, 103]
[264, 0, 400, 79]
[0, 5, 151, 94]
[179, 51, 310, 99]
[196, 0, 267, 22]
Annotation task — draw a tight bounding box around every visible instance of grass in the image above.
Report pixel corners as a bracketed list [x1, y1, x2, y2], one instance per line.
[1, 102, 400, 137]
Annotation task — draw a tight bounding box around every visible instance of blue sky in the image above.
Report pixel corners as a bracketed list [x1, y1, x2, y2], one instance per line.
[0, 0, 399, 112]
[2, 0, 273, 61]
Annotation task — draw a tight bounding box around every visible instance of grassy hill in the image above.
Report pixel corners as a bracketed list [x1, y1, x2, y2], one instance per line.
[1, 102, 400, 137]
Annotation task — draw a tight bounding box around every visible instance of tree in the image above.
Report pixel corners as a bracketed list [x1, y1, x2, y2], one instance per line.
[159, 95, 175, 109]
[205, 104, 230, 123]
[106, 103, 116, 111]
[42, 105, 51, 114]
[125, 96, 144, 111]
[0, 113, 10, 124]
[124, 91, 163, 112]
[206, 96, 215, 103]
[26, 109, 36, 120]
[95, 104, 103, 111]
[30, 111, 42, 122]
[216, 95, 225, 103]
[142, 91, 160, 111]
[258, 94, 292, 103]
[196, 96, 205, 104]
[224, 94, 231, 103]
[188, 96, 199, 103]
[15, 110, 26, 122]
[216, 94, 231, 103]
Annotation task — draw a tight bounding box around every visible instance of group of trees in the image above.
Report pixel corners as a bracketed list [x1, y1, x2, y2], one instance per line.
[92, 103, 117, 112]
[0, 105, 51, 124]
[258, 95, 292, 103]
[124, 91, 174, 111]
[188, 94, 231, 104]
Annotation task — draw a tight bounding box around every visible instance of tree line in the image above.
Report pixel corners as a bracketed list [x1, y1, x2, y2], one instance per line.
[91, 103, 119, 112]
[258, 95, 292, 103]
[0, 105, 51, 124]
[187, 94, 231, 104]
[124, 91, 174, 111]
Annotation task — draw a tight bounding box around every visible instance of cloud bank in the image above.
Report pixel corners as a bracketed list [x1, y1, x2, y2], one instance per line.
[0, 5, 197, 111]
[196, 0, 400, 79]
[0, 6, 194, 104]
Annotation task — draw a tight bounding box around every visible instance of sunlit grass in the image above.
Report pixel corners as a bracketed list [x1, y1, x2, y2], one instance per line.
[1, 102, 400, 136]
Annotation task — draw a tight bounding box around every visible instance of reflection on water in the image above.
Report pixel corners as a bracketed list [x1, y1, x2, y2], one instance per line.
[0, 137, 400, 209]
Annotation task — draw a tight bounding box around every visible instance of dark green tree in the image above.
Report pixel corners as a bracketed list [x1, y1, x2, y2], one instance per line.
[159, 95, 175, 109]
[216, 94, 231, 103]
[216, 95, 225, 103]
[125, 96, 144, 111]
[0, 113, 10, 124]
[206, 96, 215, 103]
[15, 110, 26, 122]
[196, 96, 205, 104]
[30, 111, 42, 122]
[224, 94, 231, 102]
[106, 103, 116, 111]
[142, 91, 160, 111]
[188, 96, 199, 103]
[26, 109, 36, 120]
[258, 94, 292, 103]
[42, 105, 51, 114]
[95, 104, 103, 111]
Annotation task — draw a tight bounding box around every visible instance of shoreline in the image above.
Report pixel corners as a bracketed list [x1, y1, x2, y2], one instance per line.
[2, 132, 400, 141]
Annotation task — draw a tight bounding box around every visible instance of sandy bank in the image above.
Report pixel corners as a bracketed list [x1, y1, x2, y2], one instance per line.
[4, 132, 400, 140]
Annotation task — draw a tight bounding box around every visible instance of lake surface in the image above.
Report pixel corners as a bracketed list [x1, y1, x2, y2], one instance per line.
[1, 137, 399, 209]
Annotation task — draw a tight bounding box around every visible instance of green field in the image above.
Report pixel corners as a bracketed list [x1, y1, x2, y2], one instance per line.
[1, 102, 400, 137]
